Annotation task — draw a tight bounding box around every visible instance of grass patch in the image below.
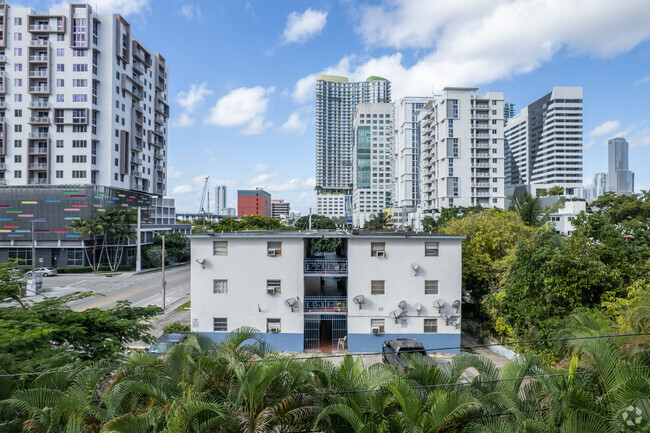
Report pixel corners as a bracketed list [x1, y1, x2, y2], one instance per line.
[175, 300, 191, 311]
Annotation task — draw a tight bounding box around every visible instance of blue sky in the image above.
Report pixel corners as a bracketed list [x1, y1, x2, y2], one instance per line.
[40, 1, 650, 212]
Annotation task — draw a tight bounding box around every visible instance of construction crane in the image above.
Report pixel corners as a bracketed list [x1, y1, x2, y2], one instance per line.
[196, 176, 210, 232]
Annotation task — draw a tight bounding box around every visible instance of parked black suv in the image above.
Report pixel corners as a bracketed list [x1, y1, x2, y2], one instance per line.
[382, 338, 433, 370]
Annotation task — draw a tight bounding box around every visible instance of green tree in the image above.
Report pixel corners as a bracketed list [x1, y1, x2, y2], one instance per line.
[151, 232, 190, 263]
[0, 260, 27, 307]
[295, 215, 337, 230]
[591, 190, 650, 224]
[422, 206, 484, 233]
[508, 192, 549, 227]
[441, 209, 537, 305]
[363, 212, 392, 231]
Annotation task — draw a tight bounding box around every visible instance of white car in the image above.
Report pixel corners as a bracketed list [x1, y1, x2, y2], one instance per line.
[26, 267, 58, 277]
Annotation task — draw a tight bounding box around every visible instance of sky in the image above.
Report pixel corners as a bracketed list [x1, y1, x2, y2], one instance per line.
[31, 0, 650, 213]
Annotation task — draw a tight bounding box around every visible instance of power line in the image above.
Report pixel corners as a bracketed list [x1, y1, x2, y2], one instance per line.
[0, 332, 647, 378]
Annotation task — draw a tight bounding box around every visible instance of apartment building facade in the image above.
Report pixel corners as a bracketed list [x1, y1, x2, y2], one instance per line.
[391, 97, 429, 211]
[0, 2, 169, 267]
[271, 199, 290, 219]
[190, 230, 463, 353]
[504, 87, 583, 197]
[352, 102, 393, 226]
[214, 185, 227, 215]
[418, 87, 506, 211]
[315, 75, 391, 217]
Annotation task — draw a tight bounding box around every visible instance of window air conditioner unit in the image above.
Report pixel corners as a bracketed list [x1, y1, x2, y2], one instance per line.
[266, 287, 276, 295]
[372, 326, 381, 335]
[376, 250, 385, 258]
[267, 250, 276, 257]
[269, 325, 280, 333]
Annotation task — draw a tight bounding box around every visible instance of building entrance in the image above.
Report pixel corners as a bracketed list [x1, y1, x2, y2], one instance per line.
[304, 315, 347, 352]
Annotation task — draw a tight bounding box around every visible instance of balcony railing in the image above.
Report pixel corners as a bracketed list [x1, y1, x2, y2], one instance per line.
[131, 157, 143, 165]
[29, 178, 47, 184]
[304, 296, 347, 314]
[154, 151, 163, 159]
[29, 39, 49, 47]
[29, 163, 47, 169]
[29, 101, 49, 108]
[29, 70, 48, 77]
[29, 55, 48, 62]
[29, 116, 50, 124]
[29, 147, 48, 154]
[29, 132, 50, 139]
[132, 142, 142, 151]
[304, 257, 348, 275]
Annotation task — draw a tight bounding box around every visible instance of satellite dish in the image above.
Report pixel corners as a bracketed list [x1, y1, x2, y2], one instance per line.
[442, 313, 452, 324]
[285, 297, 297, 307]
[196, 258, 204, 264]
[433, 299, 444, 313]
[451, 318, 460, 328]
[398, 300, 407, 310]
[413, 303, 422, 314]
[353, 295, 365, 305]
[389, 309, 402, 322]
[452, 299, 461, 313]
[411, 262, 419, 275]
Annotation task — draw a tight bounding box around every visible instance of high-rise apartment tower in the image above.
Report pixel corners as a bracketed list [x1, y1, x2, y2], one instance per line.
[315, 75, 391, 217]
[215, 185, 227, 214]
[504, 87, 582, 197]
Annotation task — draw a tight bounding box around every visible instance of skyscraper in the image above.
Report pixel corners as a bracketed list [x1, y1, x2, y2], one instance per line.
[418, 88, 506, 211]
[505, 87, 583, 197]
[391, 97, 429, 210]
[352, 102, 392, 226]
[215, 185, 227, 214]
[315, 75, 391, 217]
[607, 137, 634, 195]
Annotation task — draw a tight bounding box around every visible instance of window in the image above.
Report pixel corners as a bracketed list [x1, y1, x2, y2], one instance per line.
[267, 318, 281, 333]
[57, 94, 64, 102]
[213, 241, 228, 256]
[14, 140, 21, 148]
[56, 170, 63, 178]
[425, 242, 439, 257]
[213, 279, 228, 294]
[14, 17, 21, 25]
[424, 319, 438, 333]
[72, 170, 87, 178]
[57, 79, 64, 87]
[72, 155, 87, 163]
[72, 140, 87, 148]
[66, 249, 83, 267]
[213, 318, 227, 332]
[14, 170, 21, 178]
[267, 241, 282, 256]
[14, 155, 21, 163]
[371, 280, 385, 295]
[57, 64, 64, 72]
[73, 94, 88, 102]
[371, 242, 385, 257]
[267, 279, 281, 294]
[425, 280, 439, 295]
[371, 318, 385, 333]
[56, 155, 64, 163]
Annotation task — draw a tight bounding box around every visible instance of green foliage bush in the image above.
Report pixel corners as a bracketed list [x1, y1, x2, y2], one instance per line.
[162, 322, 190, 334]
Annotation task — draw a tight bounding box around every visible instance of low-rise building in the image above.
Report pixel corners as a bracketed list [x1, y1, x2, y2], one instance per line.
[549, 199, 588, 236]
[190, 230, 463, 353]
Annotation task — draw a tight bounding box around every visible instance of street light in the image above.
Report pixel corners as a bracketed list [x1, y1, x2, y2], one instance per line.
[150, 230, 166, 310]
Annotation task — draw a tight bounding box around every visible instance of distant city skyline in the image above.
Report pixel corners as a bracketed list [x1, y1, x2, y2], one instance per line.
[64, 0, 650, 213]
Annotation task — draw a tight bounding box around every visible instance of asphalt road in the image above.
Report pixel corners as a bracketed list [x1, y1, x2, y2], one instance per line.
[41, 265, 191, 312]
[38, 266, 191, 344]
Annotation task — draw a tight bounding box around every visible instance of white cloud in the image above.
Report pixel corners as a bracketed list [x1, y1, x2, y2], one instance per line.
[628, 127, 650, 148]
[635, 76, 650, 85]
[588, 120, 621, 137]
[53, 0, 150, 15]
[282, 8, 328, 44]
[204, 86, 275, 135]
[172, 184, 194, 195]
[167, 166, 185, 180]
[242, 173, 316, 193]
[281, 110, 308, 135]
[294, 1, 650, 100]
[177, 82, 212, 113]
[292, 73, 318, 104]
[172, 112, 194, 127]
[584, 139, 595, 150]
[180, 4, 202, 19]
[249, 164, 268, 173]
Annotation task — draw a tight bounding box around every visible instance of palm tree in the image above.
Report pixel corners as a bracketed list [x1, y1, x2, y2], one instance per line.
[69, 215, 105, 271]
[363, 212, 392, 231]
[508, 193, 547, 227]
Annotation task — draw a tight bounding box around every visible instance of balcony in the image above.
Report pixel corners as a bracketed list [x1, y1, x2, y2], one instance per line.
[474, 104, 489, 109]
[134, 129, 143, 138]
[29, 86, 49, 94]
[29, 132, 50, 139]
[29, 101, 49, 108]
[29, 178, 47, 184]
[131, 170, 143, 177]
[30, 24, 52, 32]
[29, 55, 48, 62]
[304, 297, 347, 315]
[29, 163, 47, 169]
[154, 151, 163, 159]
[472, 133, 489, 138]
[472, 142, 490, 148]
[154, 114, 165, 124]
[134, 116, 143, 126]
[0, 55, 5, 63]
[29, 147, 48, 154]
[0, 163, 6, 170]
[132, 142, 142, 151]
[304, 257, 348, 275]
[29, 39, 49, 47]
[132, 102, 143, 113]
[154, 164, 164, 171]
[131, 156, 143, 165]
[29, 70, 48, 78]
[472, 162, 490, 168]
[153, 126, 164, 136]
[133, 62, 145, 74]
[29, 116, 50, 124]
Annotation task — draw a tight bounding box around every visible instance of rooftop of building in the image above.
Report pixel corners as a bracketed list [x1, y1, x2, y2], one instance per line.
[190, 229, 464, 240]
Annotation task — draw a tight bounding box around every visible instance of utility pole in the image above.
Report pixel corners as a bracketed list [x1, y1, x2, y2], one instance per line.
[161, 233, 166, 310]
[31, 220, 36, 278]
[136, 207, 142, 272]
[308, 208, 312, 230]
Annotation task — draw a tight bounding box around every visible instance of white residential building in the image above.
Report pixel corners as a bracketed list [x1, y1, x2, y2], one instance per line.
[315, 75, 391, 217]
[505, 87, 583, 197]
[352, 102, 393, 226]
[0, 3, 168, 193]
[549, 199, 588, 236]
[418, 87, 506, 211]
[190, 230, 463, 353]
[607, 137, 634, 195]
[391, 97, 430, 210]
